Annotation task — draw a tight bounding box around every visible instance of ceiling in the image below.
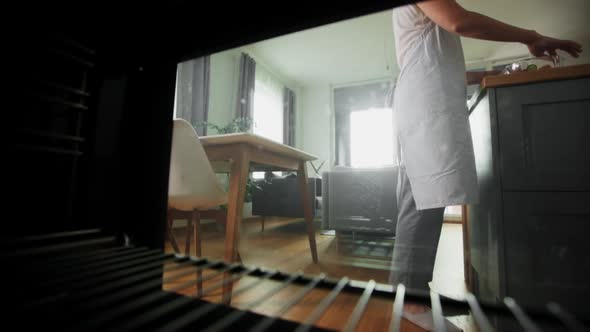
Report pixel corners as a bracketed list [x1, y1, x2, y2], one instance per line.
[240, 0, 590, 87]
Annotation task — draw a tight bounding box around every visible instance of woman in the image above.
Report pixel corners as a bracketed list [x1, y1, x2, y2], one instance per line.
[390, 0, 582, 329]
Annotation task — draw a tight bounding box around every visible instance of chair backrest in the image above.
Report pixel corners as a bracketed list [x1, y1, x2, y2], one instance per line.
[168, 119, 227, 210]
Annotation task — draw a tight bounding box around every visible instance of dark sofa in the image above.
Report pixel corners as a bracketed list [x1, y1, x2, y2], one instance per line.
[251, 173, 320, 219]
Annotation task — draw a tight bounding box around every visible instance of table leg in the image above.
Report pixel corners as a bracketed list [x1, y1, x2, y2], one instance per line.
[192, 209, 202, 297]
[222, 150, 250, 304]
[297, 161, 319, 263]
[166, 212, 180, 253]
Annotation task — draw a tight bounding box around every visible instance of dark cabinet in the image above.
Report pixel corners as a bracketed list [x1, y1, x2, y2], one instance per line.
[496, 79, 590, 191]
[467, 74, 590, 315]
[502, 192, 590, 309]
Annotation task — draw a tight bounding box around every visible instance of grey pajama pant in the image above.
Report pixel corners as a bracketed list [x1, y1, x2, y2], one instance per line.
[389, 166, 445, 291]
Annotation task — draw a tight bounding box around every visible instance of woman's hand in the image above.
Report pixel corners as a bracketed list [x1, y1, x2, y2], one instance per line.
[527, 34, 582, 58]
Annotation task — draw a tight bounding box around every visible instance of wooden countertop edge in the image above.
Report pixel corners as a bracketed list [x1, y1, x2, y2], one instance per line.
[481, 63, 590, 88]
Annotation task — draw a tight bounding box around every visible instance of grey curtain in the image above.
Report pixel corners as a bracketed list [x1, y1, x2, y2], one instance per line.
[283, 87, 296, 146]
[175, 56, 210, 136]
[236, 53, 256, 130]
[334, 81, 394, 166]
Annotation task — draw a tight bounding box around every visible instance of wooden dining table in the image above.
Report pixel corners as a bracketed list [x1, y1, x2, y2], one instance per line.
[199, 133, 319, 301]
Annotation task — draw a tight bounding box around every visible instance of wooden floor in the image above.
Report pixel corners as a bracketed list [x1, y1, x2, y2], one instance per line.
[163, 217, 475, 331]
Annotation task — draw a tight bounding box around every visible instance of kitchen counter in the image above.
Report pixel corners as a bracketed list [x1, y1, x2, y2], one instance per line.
[468, 63, 590, 111]
[482, 63, 590, 88]
[466, 63, 590, 318]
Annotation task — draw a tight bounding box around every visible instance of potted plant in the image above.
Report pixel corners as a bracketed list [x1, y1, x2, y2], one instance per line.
[242, 178, 263, 218]
[193, 116, 254, 135]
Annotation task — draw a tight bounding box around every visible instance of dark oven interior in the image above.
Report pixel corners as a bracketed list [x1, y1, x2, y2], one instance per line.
[6, 1, 590, 331]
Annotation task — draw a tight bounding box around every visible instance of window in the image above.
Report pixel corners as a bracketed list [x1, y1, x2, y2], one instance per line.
[349, 107, 395, 168]
[252, 64, 284, 178]
[253, 65, 283, 143]
[333, 80, 395, 166]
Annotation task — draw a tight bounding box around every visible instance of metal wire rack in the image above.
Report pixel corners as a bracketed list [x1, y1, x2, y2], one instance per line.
[3, 229, 588, 331]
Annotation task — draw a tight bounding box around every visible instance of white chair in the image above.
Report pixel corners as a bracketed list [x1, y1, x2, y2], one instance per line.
[167, 118, 228, 261]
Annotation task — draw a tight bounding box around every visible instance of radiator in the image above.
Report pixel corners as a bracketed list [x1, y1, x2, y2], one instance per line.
[3, 229, 588, 331]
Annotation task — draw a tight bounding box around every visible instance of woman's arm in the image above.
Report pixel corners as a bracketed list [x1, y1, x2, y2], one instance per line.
[416, 0, 582, 58]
